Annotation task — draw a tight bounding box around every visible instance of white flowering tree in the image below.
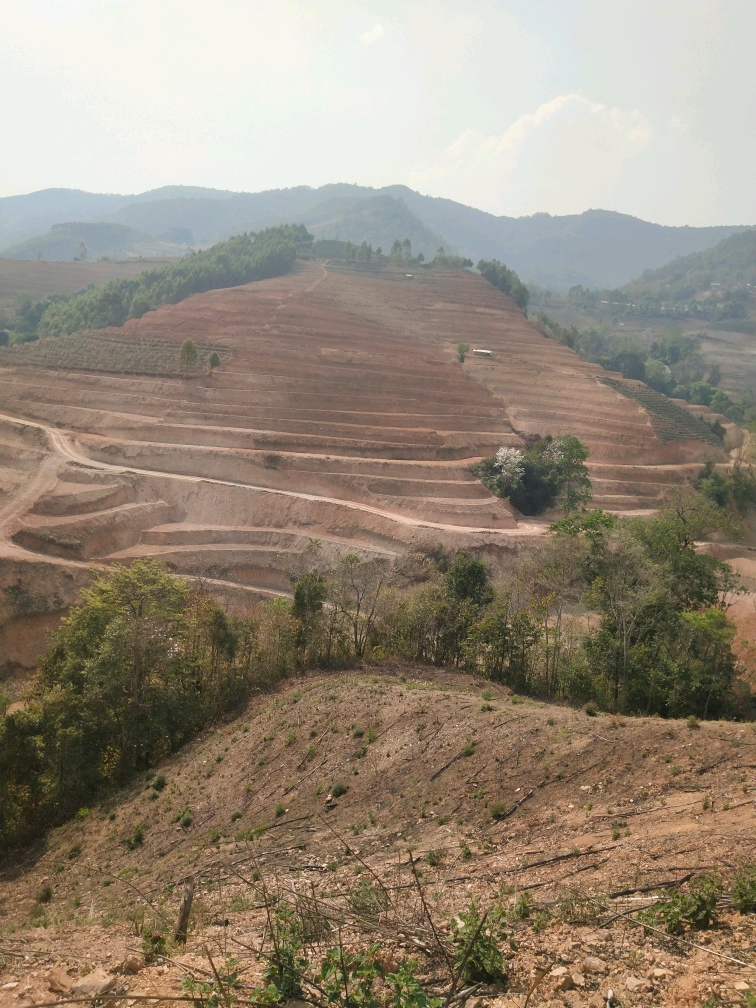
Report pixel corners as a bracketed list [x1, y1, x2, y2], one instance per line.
[494, 446, 525, 492]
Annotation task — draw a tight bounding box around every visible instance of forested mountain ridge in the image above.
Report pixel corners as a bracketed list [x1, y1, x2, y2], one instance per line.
[3, 183, 751, 289]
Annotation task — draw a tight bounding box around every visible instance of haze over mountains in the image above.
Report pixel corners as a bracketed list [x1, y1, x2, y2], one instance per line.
[2, 183, 752, 289]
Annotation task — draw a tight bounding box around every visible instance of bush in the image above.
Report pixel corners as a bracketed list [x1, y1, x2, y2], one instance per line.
[124, 822, 145, 851]
[490, 802, 508, 820]
[0, 559, 255, 850]
[732, 863, 756, 914]
[331, 781, 348, 798]
[639, 874, 722, 934]
[36, 883, 53, 904]
[478, 259, 529, 312]
[471, 434, 591, 515]
[447, 902, 507, 984]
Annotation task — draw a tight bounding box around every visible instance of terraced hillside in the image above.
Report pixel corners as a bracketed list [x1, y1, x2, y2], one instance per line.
[0, 259, 726, 667]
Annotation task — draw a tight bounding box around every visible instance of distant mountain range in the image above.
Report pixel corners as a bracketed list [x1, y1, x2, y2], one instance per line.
[2, 183, 752, 289]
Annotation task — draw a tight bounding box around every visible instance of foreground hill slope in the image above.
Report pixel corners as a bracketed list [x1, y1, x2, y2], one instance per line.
[1, 666, 754, 1008]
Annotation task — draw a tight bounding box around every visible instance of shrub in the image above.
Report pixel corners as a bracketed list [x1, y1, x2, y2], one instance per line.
[447, 902, 507, 984]
[425, 848, 446, 866]
[124, 822, 145, 850]
[639, 873, 722, 934]
[152, 774, 167, 791]
[461, 739, 476, 757]
[457, 342, 470, 363]
[275, 803, 286, 818]
[687, 714, 701, 730]
[231, 809, 242, 821]
[331, 782, 348, 798]
[348, 880, 388, 918]
[732, 863, 756, 914]
[142, 930, 167, 965]
[36, 883, 53, 904]
[584, 700, 599, 716]
[490, 802, 508, 821]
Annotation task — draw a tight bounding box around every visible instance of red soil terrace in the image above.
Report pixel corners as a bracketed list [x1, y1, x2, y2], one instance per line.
[0, 260, 728, 666]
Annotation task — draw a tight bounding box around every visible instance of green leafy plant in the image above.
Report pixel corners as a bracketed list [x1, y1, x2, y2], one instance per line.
[457, 342, 470, 363]
[489, 802, 508, 821]
[447, 902, 507, 984]
[384, 959, 443, 1008]
[732, 863, 756, 914]
[183, 956, 242, 1007]
[639, 873, 722, 934]
[331, 781, 348, 798]
[142, 930, 167, 965]
[124, 822, 145, 850]
[261, 903, 310, 1001]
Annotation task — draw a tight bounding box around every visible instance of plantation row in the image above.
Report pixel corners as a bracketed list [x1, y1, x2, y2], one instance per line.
[599, 377, 723, 445]
[0, 332, 228, 376]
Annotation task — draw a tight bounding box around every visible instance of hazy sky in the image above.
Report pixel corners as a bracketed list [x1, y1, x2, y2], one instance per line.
[1, 0, 754, 225]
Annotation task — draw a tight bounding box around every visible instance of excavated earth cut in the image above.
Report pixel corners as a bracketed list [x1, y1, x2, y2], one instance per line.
[0, 260, 724, 666]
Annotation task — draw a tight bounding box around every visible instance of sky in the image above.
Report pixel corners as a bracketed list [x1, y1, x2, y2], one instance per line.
[1, 0, 754, 225]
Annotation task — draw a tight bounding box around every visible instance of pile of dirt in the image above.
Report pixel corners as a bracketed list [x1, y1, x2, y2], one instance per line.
[1, 666, 754, 1007]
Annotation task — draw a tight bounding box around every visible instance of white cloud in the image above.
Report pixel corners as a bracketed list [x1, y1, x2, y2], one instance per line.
[359, 24, 384, 45]
[409, 93, 653, 217]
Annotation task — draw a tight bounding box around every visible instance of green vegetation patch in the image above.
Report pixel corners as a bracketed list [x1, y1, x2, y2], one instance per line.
[598, 376, 722, 445]
[0, 332, 227, 376]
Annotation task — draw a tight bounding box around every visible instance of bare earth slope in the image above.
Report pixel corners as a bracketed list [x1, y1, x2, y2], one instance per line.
[0, 260, 724, 668]
[1, 667, 754, 1008]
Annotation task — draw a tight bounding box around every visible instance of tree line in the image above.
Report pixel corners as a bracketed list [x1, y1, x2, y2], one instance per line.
[1, 225, 312, 346]
[533, 313, 748, 425]
[2, 464, 752, 850]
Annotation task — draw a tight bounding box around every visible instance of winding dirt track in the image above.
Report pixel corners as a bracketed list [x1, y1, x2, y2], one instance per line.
[0, 413, 542, 540]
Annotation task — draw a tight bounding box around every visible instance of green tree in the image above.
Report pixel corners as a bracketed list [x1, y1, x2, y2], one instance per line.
[207, 350, 221, 374]
[457, 342, 470, 363]
[0, 560, 256, 849]
[445, 551, 492, 606]
[179, 339, 199, 371]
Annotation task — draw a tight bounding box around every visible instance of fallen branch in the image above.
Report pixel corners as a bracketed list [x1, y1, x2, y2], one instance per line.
[430, 754, 462, 782]
[609, 874, 694, 898]
[496, 789, 535, 821]
[284, 758, 328, 794]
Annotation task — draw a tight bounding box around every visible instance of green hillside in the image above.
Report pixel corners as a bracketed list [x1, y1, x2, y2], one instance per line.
[626, 229, 756, 298]
[3, 222, 141, 261]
